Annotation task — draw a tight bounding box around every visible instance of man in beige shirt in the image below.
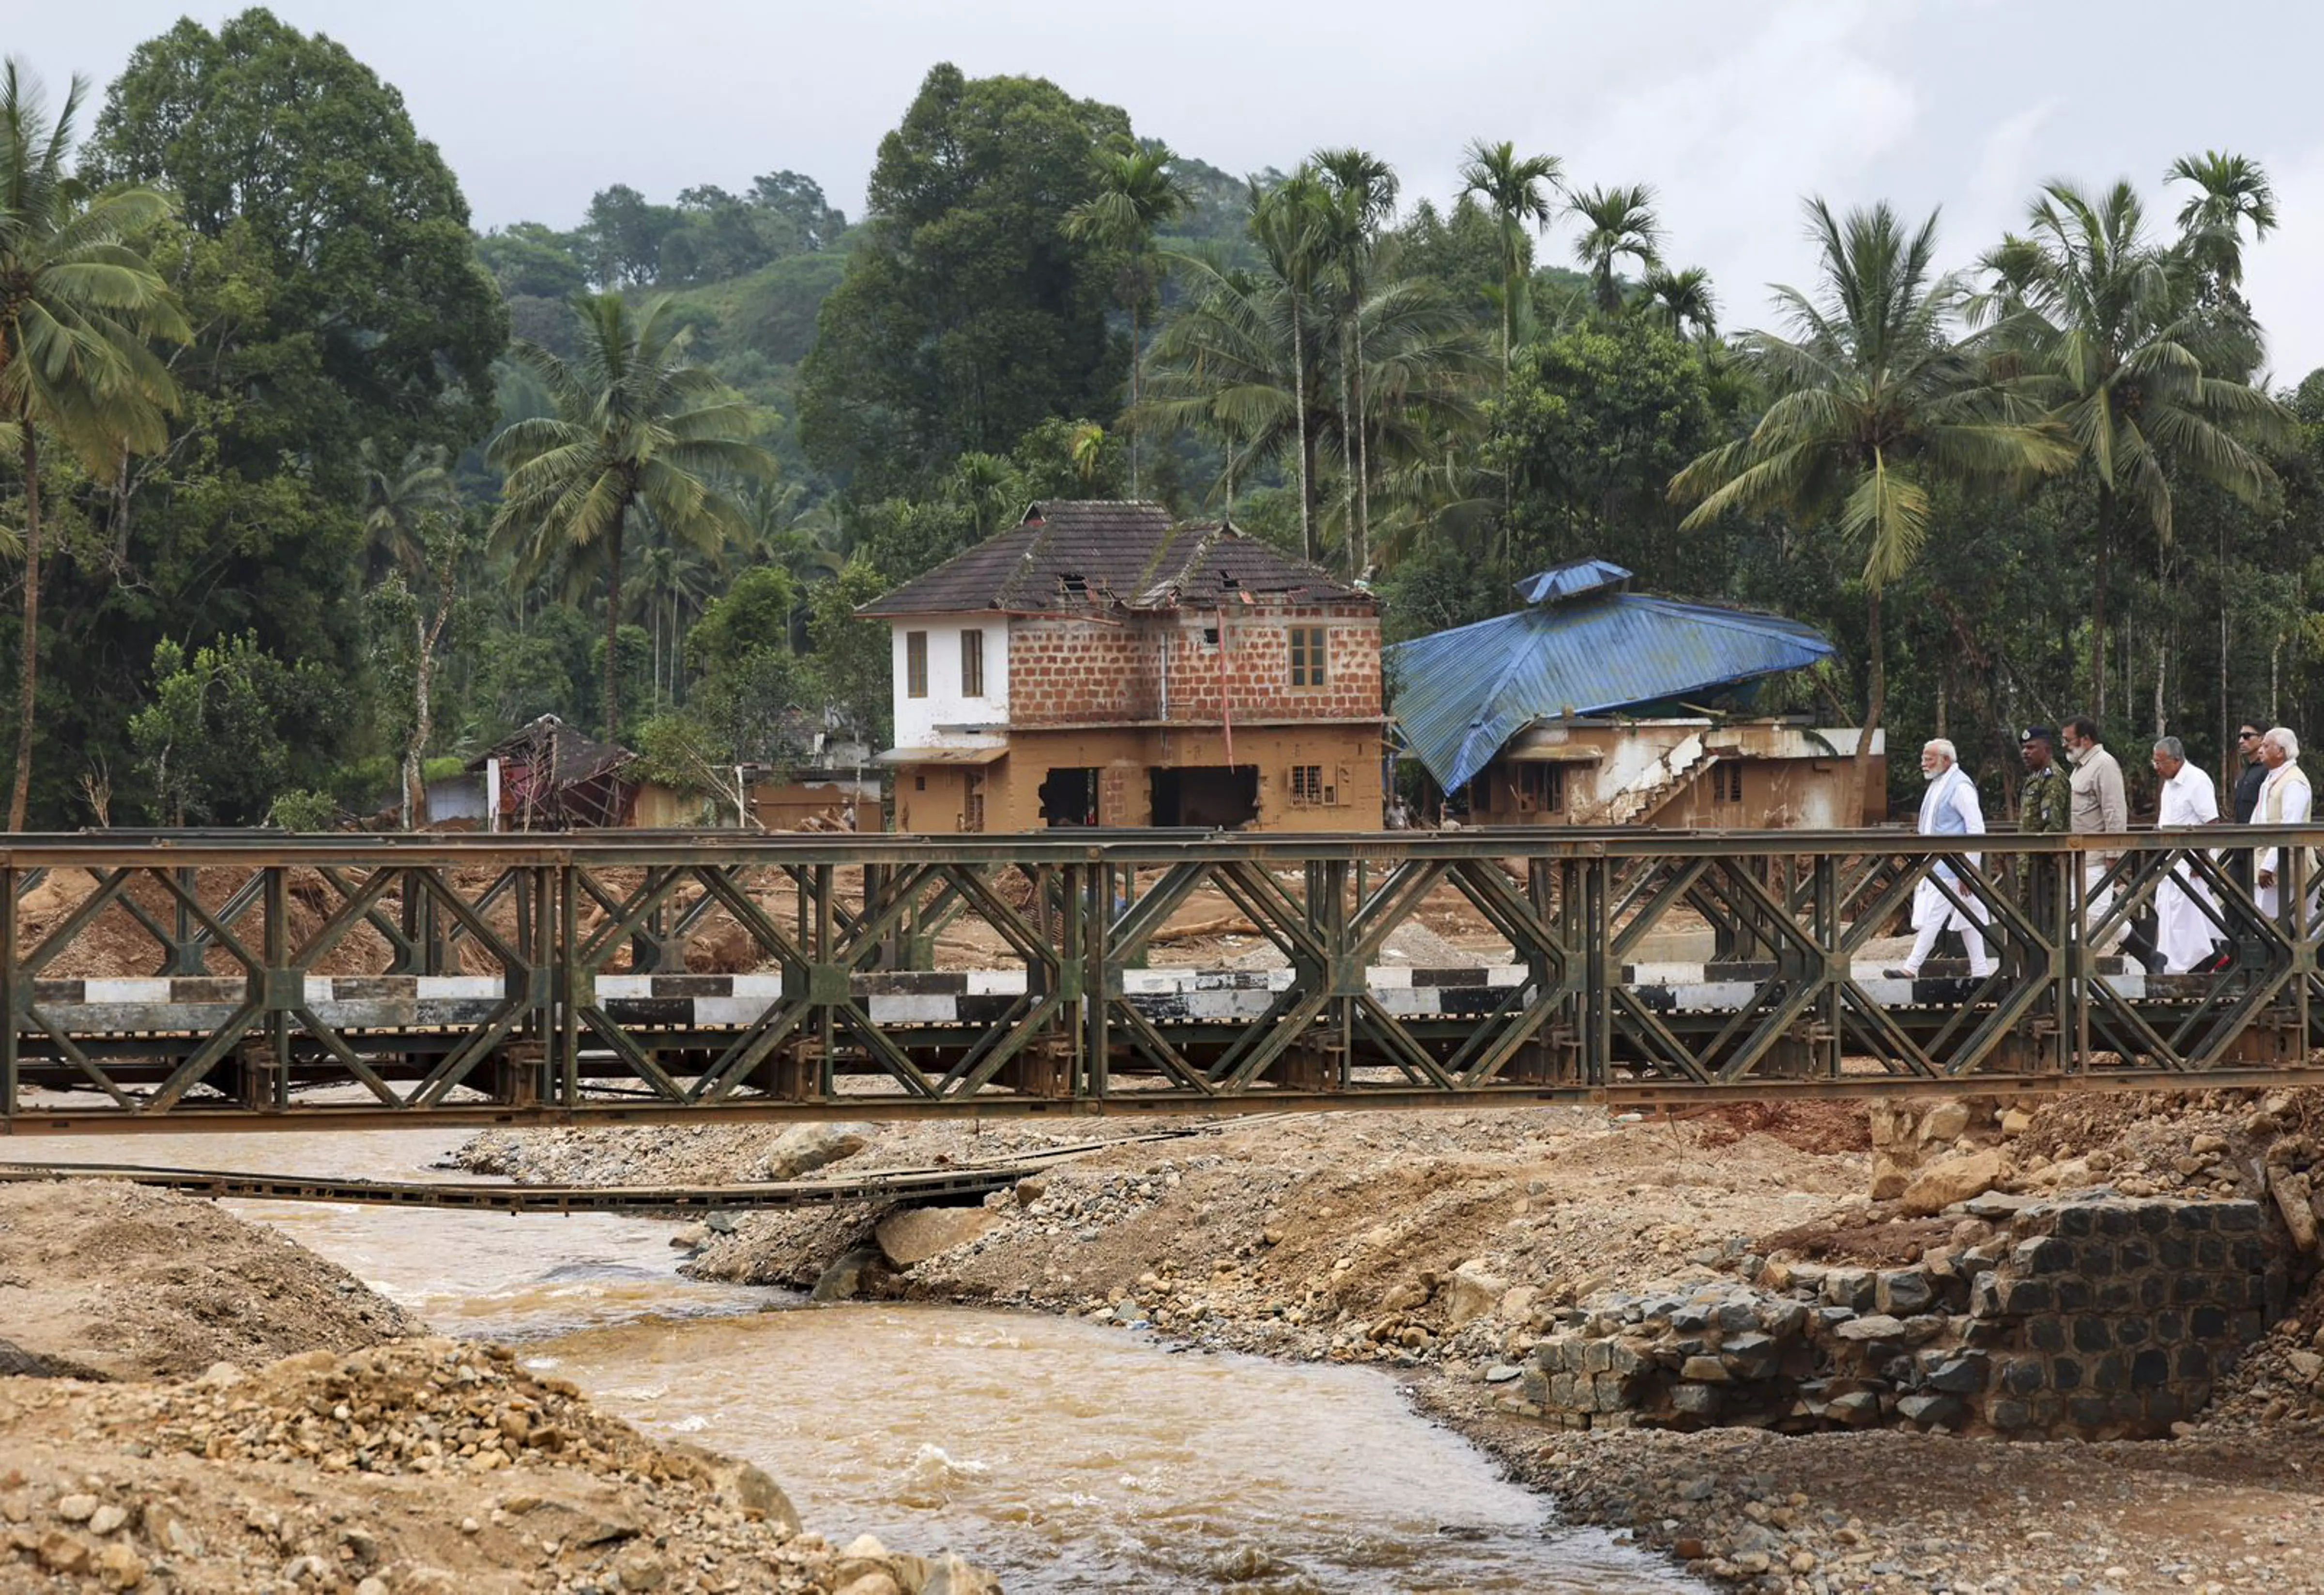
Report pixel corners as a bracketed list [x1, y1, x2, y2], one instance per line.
[2064, 715, 2158, 967]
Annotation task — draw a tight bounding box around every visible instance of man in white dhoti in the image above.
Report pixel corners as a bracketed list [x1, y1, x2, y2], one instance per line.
[2149, 736, 2221, 973]
[1887, 739, 1995, 980]
[2254, 726, 2313, 922]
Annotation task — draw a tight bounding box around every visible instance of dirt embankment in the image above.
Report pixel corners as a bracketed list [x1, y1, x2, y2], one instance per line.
[457, 1090, 2324, 1594]
[0, 1181, 994, 1595]
[0, 1181, 422, 1381]
[0, 1339, 991, 1595]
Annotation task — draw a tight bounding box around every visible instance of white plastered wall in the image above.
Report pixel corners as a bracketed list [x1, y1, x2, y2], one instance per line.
[890, 619, 1009, 747]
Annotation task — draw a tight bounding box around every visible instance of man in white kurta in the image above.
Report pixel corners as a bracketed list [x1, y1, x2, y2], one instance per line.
[1888, 739, 1995, 979]
[2149, 737, 2220, 972]
[2254, 726, 2313, 922]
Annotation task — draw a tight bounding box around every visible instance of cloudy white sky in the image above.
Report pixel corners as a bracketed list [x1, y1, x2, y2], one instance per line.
[22, 0, 2324, 377]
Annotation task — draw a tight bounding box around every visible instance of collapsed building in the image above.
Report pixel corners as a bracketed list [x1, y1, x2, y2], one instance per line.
[1388, 559, 1884, 827]
[859, 501, 1385, 832]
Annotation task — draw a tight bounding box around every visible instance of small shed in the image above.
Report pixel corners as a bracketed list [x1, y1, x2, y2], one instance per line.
[468, 715, 640, 830]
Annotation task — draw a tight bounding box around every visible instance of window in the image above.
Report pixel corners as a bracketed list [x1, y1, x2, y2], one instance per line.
[960, 629, 985, 698]
[1289, 765, 1335, 806]
[905, 631, 928, 698]
[1289, 627, 1329, 687]
[1713, 763, 1743, 805]
[1515, 764, 1565, 814]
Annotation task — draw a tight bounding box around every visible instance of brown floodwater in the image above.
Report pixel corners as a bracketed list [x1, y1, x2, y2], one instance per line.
[15, 1129, 1700, 1593]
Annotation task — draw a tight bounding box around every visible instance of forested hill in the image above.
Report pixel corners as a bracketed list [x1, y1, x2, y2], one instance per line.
[2, 16, 2315, 832]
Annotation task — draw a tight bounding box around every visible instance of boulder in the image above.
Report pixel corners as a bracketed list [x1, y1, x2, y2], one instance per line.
[759, 1123, 874, 1181]
[810, 1246, 885, 1303]
[1898, 1149, 2009, 1217]
[2269, 1169, 2318, 1252]
[875, 1206, 1000, 1268]
[1443, 1262, 1510, 1328]
[1915, 1101, 1972, 1146]
[667, 1439, 802, 1533]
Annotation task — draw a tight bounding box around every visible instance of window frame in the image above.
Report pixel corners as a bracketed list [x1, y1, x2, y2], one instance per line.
[905, 630, 928, 699]
[960, 628, 985, 699]
[1288, 626, 1329, 689]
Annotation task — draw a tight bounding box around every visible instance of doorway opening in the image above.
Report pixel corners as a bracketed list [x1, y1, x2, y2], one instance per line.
[1038, 767, 1101, 827]
[1150, 766, 1258, 828]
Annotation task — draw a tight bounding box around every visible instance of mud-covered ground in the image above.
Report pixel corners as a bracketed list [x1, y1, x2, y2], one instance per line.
[464, 1090, 2324, 1594]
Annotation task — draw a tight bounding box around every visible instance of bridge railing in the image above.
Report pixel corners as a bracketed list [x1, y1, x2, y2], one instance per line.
[1, 827, 2317, 1129]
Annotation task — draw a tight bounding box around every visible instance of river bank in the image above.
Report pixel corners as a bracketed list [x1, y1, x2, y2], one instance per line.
[462, 1091, 2324, 1594]
[0, 1178, 996, 1594]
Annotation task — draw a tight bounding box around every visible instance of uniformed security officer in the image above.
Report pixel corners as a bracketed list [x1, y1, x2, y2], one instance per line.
[2019, 727, 2070, 834]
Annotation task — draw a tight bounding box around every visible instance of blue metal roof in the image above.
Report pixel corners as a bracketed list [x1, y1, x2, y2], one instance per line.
[1511, 558, 1632, 606]
[1386, 590, 1836, 794]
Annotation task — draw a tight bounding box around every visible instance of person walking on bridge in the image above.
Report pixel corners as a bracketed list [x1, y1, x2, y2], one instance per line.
[2254, 726, 2313, 923]
[2150, 737, 2222, 973]
[1888, 739, 1995, 981]
[2018, 728, 2070, 834]
[2064, 716, 2150, 965]
[2229, 719, 2269, 896]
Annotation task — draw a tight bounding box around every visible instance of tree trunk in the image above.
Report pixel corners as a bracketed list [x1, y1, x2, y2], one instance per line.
[1351, 290, 1370, 578]
[1338, 307, 1356, 574]
[1852, 586, 1886, 826]
[9, 429, 41, 832]
[1291, 294, 1315, 563]
[603, 511, 626, 743]
[1128, 299, 1141, 499]
[2091, 486, 2112, 726]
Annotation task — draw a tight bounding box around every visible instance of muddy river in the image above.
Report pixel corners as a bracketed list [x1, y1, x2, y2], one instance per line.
[16, 1129, 1698, 1593]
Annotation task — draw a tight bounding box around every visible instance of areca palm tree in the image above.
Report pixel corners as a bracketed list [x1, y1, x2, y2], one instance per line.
[1975, 180, 2291, 721]
[1569, 183, 1665, 315]
[1456, 139, 1563, 390]
[357, 438, 457, 585]
[1063, 144, 1189, 498]
[1247, 169, 1333, 561]
[2167, 151, 2276, 291]
[1140, 245, 1487, 566]
[0, 60, 187, 831]
[488, 292, 775, 741]
[1671, 199, 2070, 810]
[1641, 265, 1718, 344]
[1314, 147, 1398, 575]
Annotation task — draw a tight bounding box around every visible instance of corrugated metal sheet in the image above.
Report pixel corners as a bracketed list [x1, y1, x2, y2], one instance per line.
[1511, 558, 1631, 605]
[1386, 593, 1835, 794]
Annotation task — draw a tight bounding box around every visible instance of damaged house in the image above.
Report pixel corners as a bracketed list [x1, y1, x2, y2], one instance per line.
[858, 501, 1386, 832]
[1388, 560, 1884, 828]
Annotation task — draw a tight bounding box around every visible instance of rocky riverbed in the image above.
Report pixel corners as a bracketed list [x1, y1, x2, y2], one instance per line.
[461, 1089, 2324, 1594]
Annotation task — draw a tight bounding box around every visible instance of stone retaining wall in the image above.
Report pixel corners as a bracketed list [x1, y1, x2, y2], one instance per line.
[1501, 1196, 2283, 1440]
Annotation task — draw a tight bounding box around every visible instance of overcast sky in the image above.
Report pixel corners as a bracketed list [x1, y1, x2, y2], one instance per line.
[22, 1, 2324, 378]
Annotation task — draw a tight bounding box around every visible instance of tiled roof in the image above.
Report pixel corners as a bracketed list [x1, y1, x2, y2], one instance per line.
[855, 501, 1371, 617]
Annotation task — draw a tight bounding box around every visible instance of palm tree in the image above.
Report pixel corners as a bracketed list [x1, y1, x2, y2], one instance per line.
[1314, 147, 1398, 575]
[1641, 265, 1718, 343]
[1975, 180, 2291, 721]
[0, 60, 187, 831]
[1141, 246, 1487, 563]
[488, 292, 774, 742]
[2167, 151, 2276, 291]
[1456, 140, 1564, 390]
[1671, 199, 2070, 811]
[1062, 144, 1189, 498]
[357, 438, 457, 585]
[1248, 170, 1333, 561]
[1569, 183, 1665, 315]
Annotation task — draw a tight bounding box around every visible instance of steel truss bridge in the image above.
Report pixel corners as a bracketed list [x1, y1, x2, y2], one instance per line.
[3, 827, 2322, 1138]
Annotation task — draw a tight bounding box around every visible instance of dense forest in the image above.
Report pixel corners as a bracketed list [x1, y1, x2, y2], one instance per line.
[1, 9, 2315, 829]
